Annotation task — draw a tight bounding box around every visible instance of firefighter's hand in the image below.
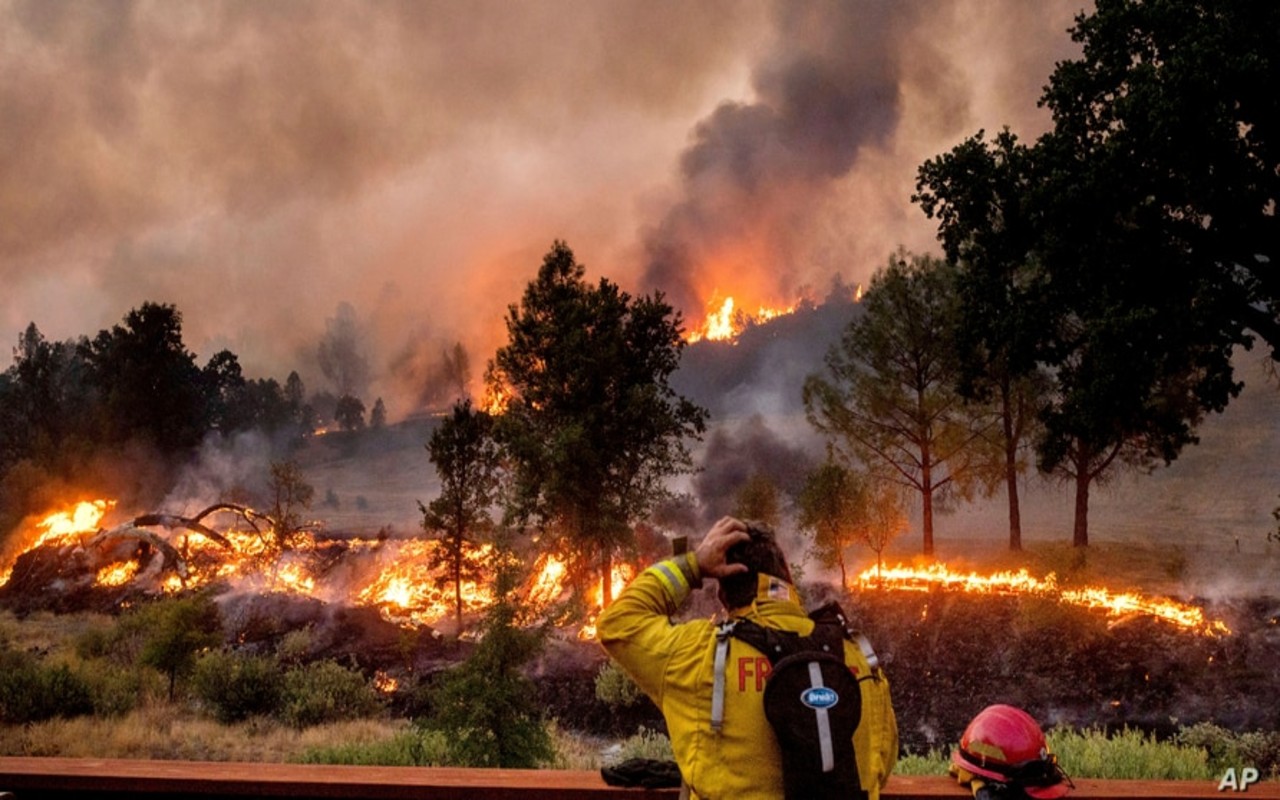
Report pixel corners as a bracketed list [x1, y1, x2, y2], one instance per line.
[694, 517, 751, 579]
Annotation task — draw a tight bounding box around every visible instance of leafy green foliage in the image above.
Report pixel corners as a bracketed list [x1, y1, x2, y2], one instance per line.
[0, 649, 93, 723]
[613, 727, 674, 763]
[798, 462, 905, 585]
[1042, 0, 1279, 360]
[420, 541, 553, 768]
[281, 660, 382, 728]
[1179, 723, 1280, 780]
[0, 305, 310, 536]
[804, 252, 987, 555]
[125, 593, 223, 700]
[488, 240, 707, 604]
[594, 661, 643, 708]
[732, 473, 781, 529]
[914, 130, 1048, 550]
[295, 729, 451, 766]
[914, 0, 1280, 546]
[192, 650, 285, 723]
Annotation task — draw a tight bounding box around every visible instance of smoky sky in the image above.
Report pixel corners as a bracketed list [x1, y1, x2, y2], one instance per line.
[0, 0, 1083, 417]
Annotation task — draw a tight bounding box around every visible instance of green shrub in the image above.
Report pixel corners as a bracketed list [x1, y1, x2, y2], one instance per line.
[81, 659, 144, 717]
[192, 649, 284, 723]
[1046, 727, 1212, 780]
[0, 650, 94, 723]
[893, 749, 950, 776]
[295, 729, 451, 766]
[886, 727, 1225, 780]
[74, 626, 115, 660]
[594, 661, 643, 708]
[614, 727, 673, 763]
[1178, 723, 1280, 779]
[281, 660, 382, 728]
[418, 546, 554, 769]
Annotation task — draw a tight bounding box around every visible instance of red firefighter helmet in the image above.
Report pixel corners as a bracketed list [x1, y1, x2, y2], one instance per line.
[951, 705, 1071, 798]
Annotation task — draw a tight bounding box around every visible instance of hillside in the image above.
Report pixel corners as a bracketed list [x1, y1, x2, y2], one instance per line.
[294, 302, 1280, 580]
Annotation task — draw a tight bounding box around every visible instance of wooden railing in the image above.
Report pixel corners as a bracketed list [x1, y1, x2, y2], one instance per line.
[0, 757, 1276, 800]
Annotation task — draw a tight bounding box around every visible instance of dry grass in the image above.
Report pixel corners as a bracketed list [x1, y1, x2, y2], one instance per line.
[0, 609, 114, 658]
[0, 702, 407, 761]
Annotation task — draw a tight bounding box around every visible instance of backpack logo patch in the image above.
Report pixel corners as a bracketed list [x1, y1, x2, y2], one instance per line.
[801, 686, 839, 709]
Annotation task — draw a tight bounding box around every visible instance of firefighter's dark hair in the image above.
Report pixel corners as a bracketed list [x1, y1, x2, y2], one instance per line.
[718, 522, 793, 610]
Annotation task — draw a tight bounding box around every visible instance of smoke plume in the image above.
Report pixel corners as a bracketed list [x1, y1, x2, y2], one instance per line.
[641, 0, 1083, 319]
[0, 0, 1082, 417]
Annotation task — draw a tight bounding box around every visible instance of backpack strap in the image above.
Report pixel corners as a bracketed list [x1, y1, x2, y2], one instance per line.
[711, 620, 735, 732]
[710, 605, 880, 733]
[811, 602, 881, 674]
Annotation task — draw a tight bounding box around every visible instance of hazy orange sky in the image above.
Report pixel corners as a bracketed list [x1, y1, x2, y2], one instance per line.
[0, 0, 1085, 416]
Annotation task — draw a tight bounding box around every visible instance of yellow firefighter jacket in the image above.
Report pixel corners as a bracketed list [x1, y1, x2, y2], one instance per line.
[597, 553, 898, 800]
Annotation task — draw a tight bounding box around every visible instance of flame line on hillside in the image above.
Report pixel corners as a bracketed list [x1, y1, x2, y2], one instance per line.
[855, 562, 1231, 637]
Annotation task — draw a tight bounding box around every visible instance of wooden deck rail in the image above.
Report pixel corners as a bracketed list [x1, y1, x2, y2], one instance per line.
[0, 758, 1276, 800]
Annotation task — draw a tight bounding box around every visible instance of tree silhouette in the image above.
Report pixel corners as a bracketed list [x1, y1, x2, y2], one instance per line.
[488, 241, 706, 605]
[804, 253, 989, 556]
[421, 399, 499, 635]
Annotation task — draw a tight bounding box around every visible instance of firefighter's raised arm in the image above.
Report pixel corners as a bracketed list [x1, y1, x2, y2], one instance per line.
[693, 516, 751, 579]
[596, 517, 750, 704]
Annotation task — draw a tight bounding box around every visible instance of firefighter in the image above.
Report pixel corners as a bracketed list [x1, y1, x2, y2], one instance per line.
[597, 516, 898, 800]
[950, 704, 1073, 800]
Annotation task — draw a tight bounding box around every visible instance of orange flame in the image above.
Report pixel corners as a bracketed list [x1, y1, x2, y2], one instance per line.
[577, 562, 636, 640]
[482, 386, 510, 415]
[856, 562, 1229, 636]
[374, 671, 399, 694]
[33, 500, 115, 548]
[686, 295, 799, 343]
[96, 560, 139, 587]
[0, 499, 117, 586]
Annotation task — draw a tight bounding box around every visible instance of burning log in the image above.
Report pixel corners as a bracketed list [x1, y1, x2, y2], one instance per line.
[129, 513, 232, 549]
[90, 525, 189, 579]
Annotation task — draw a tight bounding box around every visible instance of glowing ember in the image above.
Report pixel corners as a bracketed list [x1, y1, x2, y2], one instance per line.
[374, 671, 399, 694]
[686, 296, 798, 343]
[96, 560, 139, 587]
[269, 562, 316, 594]
[856, 562, 1230, 636]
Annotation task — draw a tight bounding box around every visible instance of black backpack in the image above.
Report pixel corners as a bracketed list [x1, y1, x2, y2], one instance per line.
[714, 602, 870, 800]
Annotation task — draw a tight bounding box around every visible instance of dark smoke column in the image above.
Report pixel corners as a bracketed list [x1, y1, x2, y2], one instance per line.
[641, 0, 922, 317]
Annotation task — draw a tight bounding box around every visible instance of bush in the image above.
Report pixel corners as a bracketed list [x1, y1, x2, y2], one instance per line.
[281, 660, 382, 728]
[295, 729, 451, 766]
[192, 650, 284, 723]
[1047, 726, 1213, 780]
[614, 727, 673, 763]
[81, 660, 145, 717]
[0, 650, 94, 723]
[418, 544, 554, 769]
[883, 728, 1225, 780]
[1179, 723, 1280, 779]
[595, 661, 643, 708]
